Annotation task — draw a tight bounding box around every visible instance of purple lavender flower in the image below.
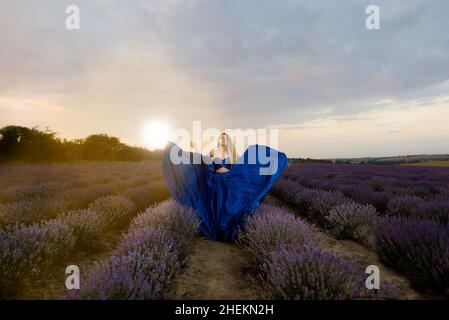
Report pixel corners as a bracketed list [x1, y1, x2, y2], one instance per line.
[262, 245, 373, 300]
[60, 209, 107, 250]
[376, 217, 449, 292]
[80, 200, 199, 300]
[387, 195, 426, 217]
[387, 195, 449, 225]
[122, 182, 170, 211]
[326, 201, 379, 247]
[55, 183, 117, 210]
[88, 195, 136, 227]
[0, 219, 76, 298]
[130, 199, 199, 261]
[305, 189, 349, 225]
[0, 197, 65, 226]
[81, 237, 179, 300]
[238, 204, 322, 268]
[274, 163, 449, 294]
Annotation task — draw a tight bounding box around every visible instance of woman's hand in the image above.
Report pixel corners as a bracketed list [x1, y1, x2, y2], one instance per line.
[190, 140, 196, 150]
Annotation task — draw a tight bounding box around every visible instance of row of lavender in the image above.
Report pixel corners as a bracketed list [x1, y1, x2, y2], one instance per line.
[281, 163, 449, 223]
[0, 195, 140, 298]
[0, 184, 170, 299]
[0, 163, 168, 226]
[273, 164, 449, 294]
[238, 204, 399, 299]
[78, 200, 199, 299]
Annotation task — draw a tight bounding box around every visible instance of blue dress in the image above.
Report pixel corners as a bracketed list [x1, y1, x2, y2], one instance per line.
[162, 142, 288, 241]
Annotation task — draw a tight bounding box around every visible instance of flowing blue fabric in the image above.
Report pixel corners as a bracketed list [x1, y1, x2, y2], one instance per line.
[162, 142, 288, 241]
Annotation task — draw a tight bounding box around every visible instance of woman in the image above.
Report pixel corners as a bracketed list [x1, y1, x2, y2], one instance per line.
[195, 132, 238, 173]
[163, 132, 287, 241]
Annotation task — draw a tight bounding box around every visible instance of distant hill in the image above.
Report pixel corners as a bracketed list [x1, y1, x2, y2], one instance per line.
[288, 158, 333, 164]
[327, 154, 449, 165]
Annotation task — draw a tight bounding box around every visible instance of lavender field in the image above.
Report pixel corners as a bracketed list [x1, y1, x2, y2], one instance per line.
[272, 164, 449, 295]
[1, 162, 448, 300]
[0, 162, 171, 299]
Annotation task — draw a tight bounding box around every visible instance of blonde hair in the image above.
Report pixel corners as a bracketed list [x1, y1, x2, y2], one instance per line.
[218, 133, 238, 164]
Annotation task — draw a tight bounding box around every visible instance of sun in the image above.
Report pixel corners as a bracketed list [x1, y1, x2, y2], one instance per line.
[143, 120, 170, 150]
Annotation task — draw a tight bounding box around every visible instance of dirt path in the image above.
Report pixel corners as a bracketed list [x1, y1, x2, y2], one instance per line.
[168, 238, 260, 300]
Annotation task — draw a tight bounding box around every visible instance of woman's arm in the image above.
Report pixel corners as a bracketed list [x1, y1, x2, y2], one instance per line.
[190, 140, 204, 153]
[190, 141, 215, 158]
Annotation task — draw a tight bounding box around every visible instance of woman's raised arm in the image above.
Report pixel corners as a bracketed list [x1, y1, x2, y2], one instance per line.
[190, 140, 215, 157]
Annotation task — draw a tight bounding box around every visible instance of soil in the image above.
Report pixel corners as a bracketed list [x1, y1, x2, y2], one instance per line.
[168, 237, 261, 300]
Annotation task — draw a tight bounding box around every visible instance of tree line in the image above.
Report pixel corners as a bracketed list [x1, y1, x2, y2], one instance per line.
[0, 126, 162, 163]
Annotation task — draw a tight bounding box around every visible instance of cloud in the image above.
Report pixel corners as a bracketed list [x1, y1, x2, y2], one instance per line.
[141, 0, 449, 126]
[0, 93, 65, 112]
[0, 0, 448, 156]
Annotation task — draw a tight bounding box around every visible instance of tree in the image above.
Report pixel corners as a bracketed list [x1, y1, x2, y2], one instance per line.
[0, 126, 162, 163]
[0, 126, 65, 162]
[80, 134, 123, 161]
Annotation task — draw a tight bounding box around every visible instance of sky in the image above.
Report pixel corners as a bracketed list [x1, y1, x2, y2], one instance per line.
[1, 0, 449, 158]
